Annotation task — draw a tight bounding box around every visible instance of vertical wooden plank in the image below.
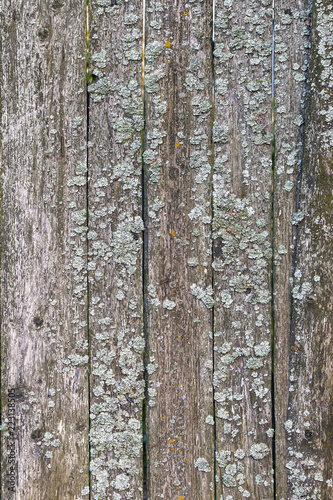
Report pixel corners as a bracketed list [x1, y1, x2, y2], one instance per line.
[144, 1, 214, 498]
[87, 1, 144, 498]
[285, 1, 333, 497]
[0, 1, 89, 499]
[213, 1, 274, 498]
[273, 1, 312, 498]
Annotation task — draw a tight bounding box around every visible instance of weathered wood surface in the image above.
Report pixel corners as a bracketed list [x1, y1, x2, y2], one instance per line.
[0, 1, 89, 499]
[87, 0, 144, 498]
[213, 0, 274, 498]
[144, 0, 215, 497]
[285, 1, 333, 497]
[273, 1, 312, 498]
[1, 0, 333, 498]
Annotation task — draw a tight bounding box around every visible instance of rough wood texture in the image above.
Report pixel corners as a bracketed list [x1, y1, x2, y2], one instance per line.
[213, 1, 274, 498]
[286, 1, 333, 497]
[87, 1, 144, 498]
[273, 1, 312, 498]
[0, 1, 89, 499]
[144, 1, 214, 497]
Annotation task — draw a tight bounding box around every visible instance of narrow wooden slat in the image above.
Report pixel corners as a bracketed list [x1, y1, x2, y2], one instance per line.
[286, 1, 333, 496]
[273, 1, 312, 498]
[87, 1, 144, 498]
[213, 1, 274, 498]
[144, 1, 214, 497]
[0, 1, 89, 499]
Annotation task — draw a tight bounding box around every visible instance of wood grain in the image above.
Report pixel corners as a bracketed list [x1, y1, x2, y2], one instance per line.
[87, 0, 144, 498]
[0, 1, 89, 499]
[144, 0, 214, 497]
[273, 1, 312, 498]
[213, 0, 274, 497]
[286, 1, 333, 497]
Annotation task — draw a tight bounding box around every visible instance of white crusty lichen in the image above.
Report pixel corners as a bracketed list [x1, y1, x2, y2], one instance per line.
[162, 299, 176, 310]
[194, 457, 212, 472]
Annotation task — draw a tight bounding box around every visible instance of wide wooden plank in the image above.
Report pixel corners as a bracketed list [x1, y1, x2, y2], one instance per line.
[213, 1, 274, 498]
[0, 1, 89, 499]
[87, 0, 144, 498]
[144, 0, 214, 497]
[286, 1, 333, 497]
[273, 1, 312, 498]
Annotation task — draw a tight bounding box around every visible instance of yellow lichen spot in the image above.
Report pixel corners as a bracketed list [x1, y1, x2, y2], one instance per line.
[179, 497, 185, 500]
[165, 41, 171, 47]
[169, 439, 174, 443]
[176, 142, 180, 147]
[170, 230, 175, 236]
[179, 450, 182, 453]
[177, 335, 181, 338]
[171, 448, 174, 451]
[163, 416, 166, 419]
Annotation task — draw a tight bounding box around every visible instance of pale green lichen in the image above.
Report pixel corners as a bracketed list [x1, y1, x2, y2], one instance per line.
[249, 443, 270, 460]
[194, 457, 211, 472]
[162, 299, 176, 310]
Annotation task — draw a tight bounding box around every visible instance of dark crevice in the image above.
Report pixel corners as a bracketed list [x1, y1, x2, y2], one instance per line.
[86, 2, 91, 499]
[142, 113, 148, 500]
[211, 2, 217, 499]
[86, 91, 91, 500]
[142, 1, 148, 498]
[142, 146, 148, 500]
[271, 1, 276, 498]
[211, 273, 217, 500]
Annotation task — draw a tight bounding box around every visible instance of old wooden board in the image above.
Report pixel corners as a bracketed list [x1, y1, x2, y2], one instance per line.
[273, 1, 312, 498]
[213, 0, 274, 498]
[285, 1, 333, 497]
[87, 0, 144, 498]
[0, 1, 89, 499]
[144, 0, 215, 497]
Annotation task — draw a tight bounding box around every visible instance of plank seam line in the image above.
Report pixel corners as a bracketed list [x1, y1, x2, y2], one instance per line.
[212, 1, 217, 499]
[86, 2, 92, 497]
[271, 2, 276, 499]
[142, 0, 148, 497]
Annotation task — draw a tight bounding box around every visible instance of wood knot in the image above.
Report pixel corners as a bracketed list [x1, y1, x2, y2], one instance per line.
[305, 429, 313, 441]
[31, 429, 43, 440]
[33, 316, 43, 328]
[37, 27, 50, 41]
[51, 0, 64, 11]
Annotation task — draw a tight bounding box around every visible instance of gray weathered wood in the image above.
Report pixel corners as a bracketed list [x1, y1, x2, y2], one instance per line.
[273, 1, 312, 498]
[213, 0, 274, 497]
[87, 0, 144, 498]
[144, 0, 214, 497]
[286, 1, 333, 497]
[0, 1, 89, 498]
[2, 1, 333, 498]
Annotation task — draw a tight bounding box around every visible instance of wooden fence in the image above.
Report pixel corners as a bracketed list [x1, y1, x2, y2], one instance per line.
[0, 0, 332, 498]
